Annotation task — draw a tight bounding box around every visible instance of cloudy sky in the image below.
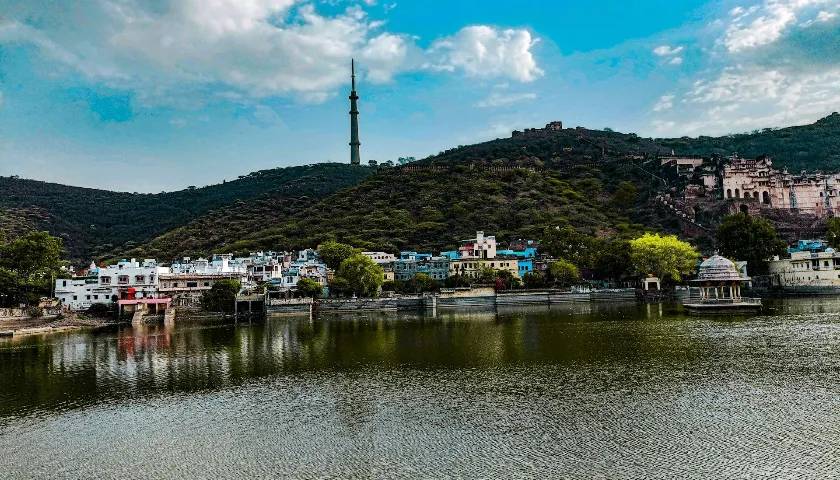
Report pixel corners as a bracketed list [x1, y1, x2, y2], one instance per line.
[1, 0, 839, 191]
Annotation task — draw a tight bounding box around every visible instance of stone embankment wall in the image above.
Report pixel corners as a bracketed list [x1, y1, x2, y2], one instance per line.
[0, 307, 63, 321]
[305, 288, 638, 313]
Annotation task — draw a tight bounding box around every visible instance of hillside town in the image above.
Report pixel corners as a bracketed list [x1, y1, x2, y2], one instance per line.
[53, 231, 548, 314]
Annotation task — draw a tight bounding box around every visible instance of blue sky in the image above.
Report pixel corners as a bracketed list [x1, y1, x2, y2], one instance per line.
[1, 0, 839, 191]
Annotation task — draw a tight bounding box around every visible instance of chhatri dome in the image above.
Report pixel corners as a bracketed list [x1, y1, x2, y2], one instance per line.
[685, 254, 761, 313]
[696, 254, 747, 282]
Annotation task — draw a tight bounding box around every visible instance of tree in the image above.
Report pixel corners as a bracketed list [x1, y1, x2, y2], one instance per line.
[409, 273, 438, 293]
[610, 181, 638, 211]
[716, 213, 787, 275]
[201, 279, 240, 313]
[444, 274, 471, 288]
[522, 271, 547, 289]
[336, 254, 384, 297]
[591, 238, 632, 283]
[827, 218, 840, 249]
[296, 277, 322, 298]
[629, 233, 699, 282]
[548, 260, 581, 288]
[317, 241, 358, 270]
[476, 266, 497, 284]
[542, 226, 595, 269]
[0, 231, 65, 306]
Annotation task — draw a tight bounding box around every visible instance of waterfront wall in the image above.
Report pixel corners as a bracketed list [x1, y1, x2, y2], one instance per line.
[0, 307, 63, 320]
[304, 288, 638, 312]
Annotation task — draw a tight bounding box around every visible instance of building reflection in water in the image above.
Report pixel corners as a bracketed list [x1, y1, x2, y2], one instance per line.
[1, 303, 705, 417]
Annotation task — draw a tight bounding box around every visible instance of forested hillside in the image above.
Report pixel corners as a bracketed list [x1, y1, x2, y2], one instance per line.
[658, 112, 840, 172]
[7, 114, 840, 262]
[0, 163, 372, 260]
[125, 126, 679, 259]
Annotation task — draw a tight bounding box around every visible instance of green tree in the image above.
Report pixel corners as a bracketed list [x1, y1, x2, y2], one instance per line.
[826, 218, 840, 249]
[548, 260, 581, 288]
[476, 266, 497, 284]
[296, 277, 323, 298]
[542, 226, 595, 268]
[201, 279, 240, 313]
[494, 269, 522, 290]
[629, 233, 699, 282]
[522, 271, 547, 289]
[611, 181, 638, 211]
[716, 213, 787, 275]
[591, 238, 632, 283]
[329, 276, 351, 296]
[336, 254, 384, 297]
[317, 241, 359, 270]
[0, 231, 65, 306]
[409, 273, 438, 293]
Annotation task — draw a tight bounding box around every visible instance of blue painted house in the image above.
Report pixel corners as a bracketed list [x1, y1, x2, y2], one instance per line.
[394, 252, 450, 281]
[497, 246, 538, 277]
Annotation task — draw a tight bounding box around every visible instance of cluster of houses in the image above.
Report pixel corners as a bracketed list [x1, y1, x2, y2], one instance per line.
[55, 231, 545, 312]
[55, 249, 329, 312]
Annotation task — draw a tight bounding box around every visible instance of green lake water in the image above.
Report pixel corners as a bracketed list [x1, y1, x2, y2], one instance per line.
[1, 299, 839, 478]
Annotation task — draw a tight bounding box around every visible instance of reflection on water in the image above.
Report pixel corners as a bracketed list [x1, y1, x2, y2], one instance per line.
[2, 300, 840, 478]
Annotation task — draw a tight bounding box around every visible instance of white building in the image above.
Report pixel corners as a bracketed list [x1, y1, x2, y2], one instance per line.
[362, 251, 396, 264]
[170, 254, 246, 275]
[55, 259, 169, 311]
[458, 231, 497, 259]
[241, 251, 284, 283]
[768, 249, 840, 287]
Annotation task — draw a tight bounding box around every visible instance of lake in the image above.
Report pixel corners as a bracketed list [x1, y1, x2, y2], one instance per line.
[2, 299, 840, 478]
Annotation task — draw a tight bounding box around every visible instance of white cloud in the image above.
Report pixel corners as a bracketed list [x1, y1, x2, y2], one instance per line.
[0, 2, 542, 105]
[816, 9, 838, 21]
[653, 45, 684, 56]
[653, 66, 840, 135]
[650, 1, 840, 136]
[475, 92, 537, 108]
[723, 0, 833, 53]
[652, 94, 675, 112]
[653, 44, 684, 66]
[360, 32, 413, 83]
[429, 26, 543, 82]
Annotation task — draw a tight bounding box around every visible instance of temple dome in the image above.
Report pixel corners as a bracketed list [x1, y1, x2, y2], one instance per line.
[696, 255, 744, 282]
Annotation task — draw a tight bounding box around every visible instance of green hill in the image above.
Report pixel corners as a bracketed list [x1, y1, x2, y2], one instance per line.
[0, 163, 372, 260]
[657, 112, 840, 172]
[122, 127, 678, 259]
[9, 114, 840, 262]
[124, 114, 840, 258]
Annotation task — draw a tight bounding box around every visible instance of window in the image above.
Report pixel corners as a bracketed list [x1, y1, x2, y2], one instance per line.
[187, 282, 198, 288]
[93, 295, 99, 300]
[135, 275, 145, 283]
[100, 276, 111, 285]
[118, 275, 129, 284]
[204, 282, 210, 287]
[62, 280, 67, 287]
[73, 296, 77, 300]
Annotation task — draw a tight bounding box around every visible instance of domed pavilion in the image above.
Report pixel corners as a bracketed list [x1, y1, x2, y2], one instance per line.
[684, 255, 761, 314]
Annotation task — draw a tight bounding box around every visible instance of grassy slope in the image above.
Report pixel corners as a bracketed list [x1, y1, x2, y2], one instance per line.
[180, 128, 677, 255]
[0, 163, 373, 260]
